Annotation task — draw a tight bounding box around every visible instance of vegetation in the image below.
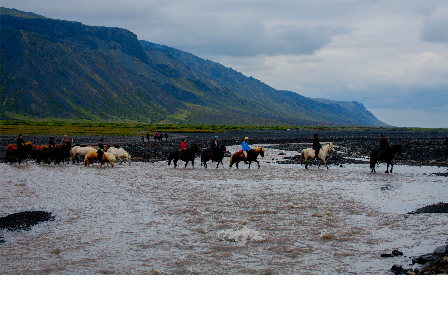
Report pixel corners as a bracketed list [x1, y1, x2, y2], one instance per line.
[3, 120, 442, 136]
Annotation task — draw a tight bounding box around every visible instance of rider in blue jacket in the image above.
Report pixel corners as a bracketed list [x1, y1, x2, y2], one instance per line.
[242, 137, 251, 164]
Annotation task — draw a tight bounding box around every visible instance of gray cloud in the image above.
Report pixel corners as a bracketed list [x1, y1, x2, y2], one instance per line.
[173, 23, 352, 57]
[420, 16, 448, 43]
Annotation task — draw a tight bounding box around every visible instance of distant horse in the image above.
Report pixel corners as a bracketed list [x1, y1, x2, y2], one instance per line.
[229, 147, 265, 169]
[84, 151, 116, 167]
[168, 144, 199, 168]
[370, 145, 402, 173]
[300, 143, 334, 169]
[154, 133, 163, 141]
[201, 144, 227, 168]
[71, 145, 96, 163]
[107, 147, 131, 164]
[5, 142, 33, 164]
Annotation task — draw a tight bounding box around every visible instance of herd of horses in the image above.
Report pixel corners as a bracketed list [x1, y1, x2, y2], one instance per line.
[4, 139, 402, 173]
[4, 142, 131, 168]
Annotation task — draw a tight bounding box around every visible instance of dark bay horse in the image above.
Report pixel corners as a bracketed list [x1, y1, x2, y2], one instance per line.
[5, 142, 33, 164]
[229, 147, 265, 169]
[168, 144, 199, 168]
[370, 145, 402, 173]
[201, 144, 227, 168]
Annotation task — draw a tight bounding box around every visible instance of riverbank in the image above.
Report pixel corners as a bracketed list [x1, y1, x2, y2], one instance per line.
[1, 129, 448, 166]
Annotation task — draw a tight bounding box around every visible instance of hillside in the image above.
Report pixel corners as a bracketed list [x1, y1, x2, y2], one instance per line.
[0, 7, 388, 126]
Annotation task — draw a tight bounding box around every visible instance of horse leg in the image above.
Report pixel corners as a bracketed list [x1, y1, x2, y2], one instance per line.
[174, 159, 178, 168]
[322, 158, 329, 170]
[256, 160, 260, 169]
[385, 163, 389, 173]
[390, 163, 393, 173]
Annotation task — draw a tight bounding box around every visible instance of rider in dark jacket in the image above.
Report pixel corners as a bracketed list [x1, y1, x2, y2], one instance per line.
[313, 134, 321, 159]
[380, 134, 389, 156]
[17, 135, 25, 156]
[97, 139, 104, 162]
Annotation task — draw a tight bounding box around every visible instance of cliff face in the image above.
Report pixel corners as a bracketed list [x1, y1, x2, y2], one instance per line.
[0, 7, 389, 126]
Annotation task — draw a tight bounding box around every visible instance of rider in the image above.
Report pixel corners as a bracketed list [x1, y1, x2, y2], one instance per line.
[62, 135, 71, 147]
[379, 134, 390, 156]
[49, 136, 55, 150]
[180, 139, 188, 151]
[211, 136, 220, 155]
[241, 137, 251, 164]
[312, 134, 321, 159]
[97, 139, 104, 162]
[17, 134, 25, 157]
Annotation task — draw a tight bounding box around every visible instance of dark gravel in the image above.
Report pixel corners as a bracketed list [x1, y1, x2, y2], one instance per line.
[1, 129, 448, 166]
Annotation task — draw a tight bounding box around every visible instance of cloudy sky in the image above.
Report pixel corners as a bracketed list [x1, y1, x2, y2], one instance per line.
[4, 0, 448, 127]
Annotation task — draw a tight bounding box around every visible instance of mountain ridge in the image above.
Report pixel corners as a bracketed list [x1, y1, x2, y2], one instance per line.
[0, 7, 389, 126]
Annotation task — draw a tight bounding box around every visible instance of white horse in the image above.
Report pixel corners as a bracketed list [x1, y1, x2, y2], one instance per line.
[107, 147, 131, 164]
[71, 145, 96, 163]
[300, 143, 334, 169]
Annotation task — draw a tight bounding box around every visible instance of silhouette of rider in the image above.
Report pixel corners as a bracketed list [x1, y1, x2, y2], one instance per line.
[379, 134, 389, 157]
[313, 134, 321, 159]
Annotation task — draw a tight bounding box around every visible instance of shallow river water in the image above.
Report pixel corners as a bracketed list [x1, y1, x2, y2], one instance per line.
[1, 144, 447, 275]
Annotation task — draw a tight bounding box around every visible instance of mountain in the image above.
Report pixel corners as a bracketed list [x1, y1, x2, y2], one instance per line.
[0, 7, 388, 126]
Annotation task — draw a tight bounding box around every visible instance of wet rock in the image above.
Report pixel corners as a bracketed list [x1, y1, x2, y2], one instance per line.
[381, 253, 395, 258]
[433, 245, 447, 254]
[413, 254, 438, 265]
[391, 264, 404, 274]
[409, 202, 448, 214]
[0, 211, 54, 232]
[392, 249, 404, 256]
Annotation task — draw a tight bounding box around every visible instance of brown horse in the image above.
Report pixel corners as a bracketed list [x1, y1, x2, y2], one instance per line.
[168, 144, 199, 168]
[5, 142, 33, 164]
[201, 144, 227, 168]
[31, 145, 52, 164]
[84, 151, 116, 167]
[370, 144, 402, 173]
[229, 147, 265, 169]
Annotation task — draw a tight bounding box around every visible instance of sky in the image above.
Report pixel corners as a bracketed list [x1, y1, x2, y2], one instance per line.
[3, 0, 448, 128]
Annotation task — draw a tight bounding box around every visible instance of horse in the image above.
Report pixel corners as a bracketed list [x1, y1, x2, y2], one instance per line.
[71, 145, 96, 163]
[168, 144, 199, 168]
[107, 147, 131, 164]
[229, 147, 265, 169]
[32, 145, 52, 164]
[154, 133, 163, 141]
[201, 144, 227, 168]
[300, 143, 335, 170]
[51, 142, 71, 164]
[84, 151, 116, 167]
[370, 145, 402, 173]
[5, 142, 33, 164]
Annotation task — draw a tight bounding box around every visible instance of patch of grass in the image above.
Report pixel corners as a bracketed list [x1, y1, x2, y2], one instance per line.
[0, 120, 446, 136]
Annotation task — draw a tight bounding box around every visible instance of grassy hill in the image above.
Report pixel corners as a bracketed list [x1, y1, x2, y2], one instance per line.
[0, 7, 388, 127]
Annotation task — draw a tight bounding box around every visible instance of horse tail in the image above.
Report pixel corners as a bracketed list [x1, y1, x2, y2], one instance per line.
[229, 155, 234, 167]
[300, 151, 304, 165]
[83, 155, 88, 166]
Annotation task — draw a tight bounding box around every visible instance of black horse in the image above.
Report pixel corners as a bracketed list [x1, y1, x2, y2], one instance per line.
[370, 145, 402, 173]
[201, 144, 227, 168]
[168, 144, 199, 168]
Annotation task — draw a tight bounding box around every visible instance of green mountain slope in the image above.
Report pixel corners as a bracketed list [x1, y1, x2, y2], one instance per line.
[0, 7, 388, 126]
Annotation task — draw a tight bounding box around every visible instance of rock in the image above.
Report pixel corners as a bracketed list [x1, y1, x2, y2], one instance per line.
[392, 249, 404, 256]
[413, 254, 438, 265]
[0, 211, 54, 231]
[433, 245, 447, 254]
[381, 253, 395, 258]
[391, 264, 404, 274]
